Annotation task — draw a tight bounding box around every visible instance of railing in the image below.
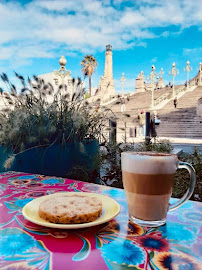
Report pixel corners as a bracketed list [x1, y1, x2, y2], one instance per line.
[85, 95, 116, 106]
[154, 83, 197, 108]
[154, 92, 170, 106]
[190, 81, 196, 87]
[101, 95, 116, 105]
[175, 85, 186, 95]
[101, 93, 132, 106]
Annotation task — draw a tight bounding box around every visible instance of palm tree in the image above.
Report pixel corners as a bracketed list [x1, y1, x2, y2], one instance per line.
[80, 55, 98, 97]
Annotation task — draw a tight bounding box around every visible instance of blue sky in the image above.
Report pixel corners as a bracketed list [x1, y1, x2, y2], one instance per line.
[0, 0, 201, 94]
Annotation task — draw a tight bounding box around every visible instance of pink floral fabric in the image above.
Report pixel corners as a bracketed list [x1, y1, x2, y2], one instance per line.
[0, 172, 201, 270]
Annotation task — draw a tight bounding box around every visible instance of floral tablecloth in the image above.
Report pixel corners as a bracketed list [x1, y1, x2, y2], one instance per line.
[0, 171, 201, 270]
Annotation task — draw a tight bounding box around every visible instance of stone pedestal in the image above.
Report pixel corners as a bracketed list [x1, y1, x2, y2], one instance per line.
[157, 77, 164, 89]
[145, 82, 154, 92]
[135, 71, 145, 93]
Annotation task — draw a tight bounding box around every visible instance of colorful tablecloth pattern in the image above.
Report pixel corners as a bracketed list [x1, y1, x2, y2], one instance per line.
[0, 171, 201, 270]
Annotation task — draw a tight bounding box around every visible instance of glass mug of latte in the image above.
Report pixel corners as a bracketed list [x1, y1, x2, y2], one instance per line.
[121, 152, 196, 227]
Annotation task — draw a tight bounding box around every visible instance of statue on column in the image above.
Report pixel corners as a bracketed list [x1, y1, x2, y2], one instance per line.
[157, 68, 164, 89]
[135, 71, 145, 93]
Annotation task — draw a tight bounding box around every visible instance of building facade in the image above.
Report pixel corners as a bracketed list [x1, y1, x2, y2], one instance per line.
[38, 56, 84, 99]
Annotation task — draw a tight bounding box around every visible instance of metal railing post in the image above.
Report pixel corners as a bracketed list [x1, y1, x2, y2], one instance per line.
[145, 112, 151, 144]
[109, 119, 117, 144]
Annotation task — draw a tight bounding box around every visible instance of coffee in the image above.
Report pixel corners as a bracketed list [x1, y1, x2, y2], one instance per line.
[121, 152, 178, 222]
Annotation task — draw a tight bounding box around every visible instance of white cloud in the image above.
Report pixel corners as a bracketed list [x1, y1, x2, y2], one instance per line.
[0, 0, 201, 68]
[151, 57, 158, 63]
[161, 31, 169, 38]
[183, 47, 202, 55]
[0, 47, 14, 60]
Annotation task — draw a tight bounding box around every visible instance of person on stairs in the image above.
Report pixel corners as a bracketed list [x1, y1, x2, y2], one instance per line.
[174, 97, 178, 109]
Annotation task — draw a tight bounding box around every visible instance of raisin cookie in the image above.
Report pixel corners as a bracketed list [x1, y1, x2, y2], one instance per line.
[38, 194, 102, 224]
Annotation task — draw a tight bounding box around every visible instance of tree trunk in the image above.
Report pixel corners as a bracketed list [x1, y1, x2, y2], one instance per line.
[89, 75, 92, 97]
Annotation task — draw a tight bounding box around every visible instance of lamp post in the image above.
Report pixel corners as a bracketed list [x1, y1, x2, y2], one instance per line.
[53, 56, 69, 86]
[169, 62, 179, 98]
[184, 61, 192, 90]
[150, 65, 157, 109]
[120, 73, 126, 97]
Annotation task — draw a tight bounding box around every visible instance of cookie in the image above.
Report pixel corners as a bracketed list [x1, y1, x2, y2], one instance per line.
[38, 194, 102, 224]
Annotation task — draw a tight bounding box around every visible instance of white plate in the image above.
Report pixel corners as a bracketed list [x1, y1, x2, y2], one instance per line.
[22, 192, 120, 229]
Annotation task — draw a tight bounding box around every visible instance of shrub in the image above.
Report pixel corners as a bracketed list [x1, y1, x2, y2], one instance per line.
[173, 147, 202, 202]
[135, 139, 173, 153]
[0, 72, 111, 169]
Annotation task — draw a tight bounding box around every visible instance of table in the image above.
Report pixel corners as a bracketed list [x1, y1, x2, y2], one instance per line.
[0, 172, 201, 270]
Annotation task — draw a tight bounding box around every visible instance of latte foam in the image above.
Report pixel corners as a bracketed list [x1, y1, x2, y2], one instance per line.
[121, 152, 178, 175]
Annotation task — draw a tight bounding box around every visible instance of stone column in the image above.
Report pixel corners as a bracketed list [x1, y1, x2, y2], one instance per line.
[104, 45, 113, 80]
[99, 45, 115, 100]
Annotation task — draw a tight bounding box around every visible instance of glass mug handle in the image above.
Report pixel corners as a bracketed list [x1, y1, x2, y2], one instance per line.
[169, 161, 196, 211]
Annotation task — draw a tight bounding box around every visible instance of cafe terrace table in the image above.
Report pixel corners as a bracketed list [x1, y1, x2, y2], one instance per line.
[0, 171, 201, 270]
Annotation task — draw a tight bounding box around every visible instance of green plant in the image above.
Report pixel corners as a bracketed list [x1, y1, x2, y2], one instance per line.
[173, 147, 202, 202]
[0, 72, 110, 169]
[66, 152, 102, 183]
[99, 142, 134, 188]
[136, 139, 173, 153]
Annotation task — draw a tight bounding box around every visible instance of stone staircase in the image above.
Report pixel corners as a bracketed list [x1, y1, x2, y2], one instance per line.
[108, 85, 181, 114]
[107, 86, 202, 139]
[156, 86, 202, 138]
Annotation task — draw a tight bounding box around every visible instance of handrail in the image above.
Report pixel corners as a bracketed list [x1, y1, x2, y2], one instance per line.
[154, 92, 170, 106]
[154, 83, 197, 108]
[101, 95, 117, 105]
[175, 85, 186, 95]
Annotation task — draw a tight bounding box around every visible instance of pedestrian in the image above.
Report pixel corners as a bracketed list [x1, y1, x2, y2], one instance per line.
[174, 97, 178, 109]
[138, 110, 145, 137]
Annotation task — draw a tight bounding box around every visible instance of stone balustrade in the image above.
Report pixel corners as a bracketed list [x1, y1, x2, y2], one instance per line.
[101, 95, 117, 105]
[175, 85, 186, 95]
[154, 92, 171, 106]
[154, 83, 197, 109]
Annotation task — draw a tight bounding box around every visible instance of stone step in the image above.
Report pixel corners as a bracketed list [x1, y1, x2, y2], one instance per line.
[108, 86, 202, 139]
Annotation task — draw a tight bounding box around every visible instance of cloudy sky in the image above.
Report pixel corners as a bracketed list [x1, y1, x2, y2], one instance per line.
[0, 0, 202, 93]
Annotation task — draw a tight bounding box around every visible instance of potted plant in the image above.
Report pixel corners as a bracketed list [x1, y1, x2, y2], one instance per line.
[0, 73, 110, 180]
